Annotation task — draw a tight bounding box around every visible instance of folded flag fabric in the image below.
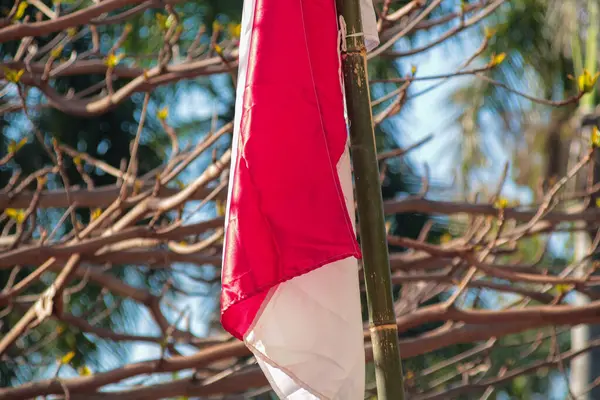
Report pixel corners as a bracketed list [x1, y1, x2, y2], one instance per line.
[220, 0, 379, 398]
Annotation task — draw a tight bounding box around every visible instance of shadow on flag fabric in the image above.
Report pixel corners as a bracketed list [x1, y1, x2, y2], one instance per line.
[220, 0, 379, 398]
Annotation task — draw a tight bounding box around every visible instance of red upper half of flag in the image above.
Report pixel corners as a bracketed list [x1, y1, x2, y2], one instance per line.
[221, 0, 362, 340]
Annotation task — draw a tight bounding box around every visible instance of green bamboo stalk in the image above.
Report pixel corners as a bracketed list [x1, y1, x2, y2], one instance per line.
[570, 2, 600, 399]
[581, 0, 598, 109]
[334, 1, 405, 399]
[571, 29, 583, 80]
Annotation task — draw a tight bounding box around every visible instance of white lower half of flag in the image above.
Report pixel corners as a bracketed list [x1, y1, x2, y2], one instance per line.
[244, 146, 365, 400]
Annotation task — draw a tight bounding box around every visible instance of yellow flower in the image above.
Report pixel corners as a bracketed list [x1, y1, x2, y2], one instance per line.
[3, 67, 24, 83]
[78, 366, 92, 376]
[157, 106, 169, 120]
[66, 27, 77, 37]
[4, 208, 25, 223]
[214, 44, 223, 55]
[578, 69, 600, 94]
[410, 65, 417, 76]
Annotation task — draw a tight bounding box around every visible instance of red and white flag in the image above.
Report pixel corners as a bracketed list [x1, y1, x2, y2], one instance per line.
[221, 0, 379, 398]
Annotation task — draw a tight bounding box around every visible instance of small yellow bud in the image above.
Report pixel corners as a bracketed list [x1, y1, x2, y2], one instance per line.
[78, 366, 92, 376]
[554, 284, 573, 295]
[493, 197, 508, 209]
[3, 67, 24, 84]
[484, 27, 496, 39]
[37, 175, 47, 187]
[59, 351, 75, 365]
[104, 53, 124, 68]
[592, 126, 600, 147]
[578, 69, 600, 94]
[4, 208, 25, 223]
[156, 13, 167, 31]
[228, 23, 241, 38]
[7, 138, 27, 154]
[157, 106, 169, 120]
[133, 180, 144, 194]
[215, 199, 226, 217]
[156, 13, 174, 31]
[91, 208, 102, 220]
[12, 1, 28, 21]
[440, 233, 452, 244]
[489, 52, 506, 67]
[50, 45, 63, 59]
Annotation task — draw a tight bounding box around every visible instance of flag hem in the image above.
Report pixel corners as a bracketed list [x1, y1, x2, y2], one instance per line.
[243, 284, 327, 400]
[245, 342, 327, 399]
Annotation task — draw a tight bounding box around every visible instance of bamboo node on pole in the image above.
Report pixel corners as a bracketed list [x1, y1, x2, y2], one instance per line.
[369, 324, 399, 332]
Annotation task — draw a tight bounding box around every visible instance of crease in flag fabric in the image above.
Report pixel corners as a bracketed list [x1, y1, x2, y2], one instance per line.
[221, 0, 380, 398]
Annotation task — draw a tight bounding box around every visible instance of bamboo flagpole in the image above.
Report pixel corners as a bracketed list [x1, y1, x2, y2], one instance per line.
[335, 0, 406, 399]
